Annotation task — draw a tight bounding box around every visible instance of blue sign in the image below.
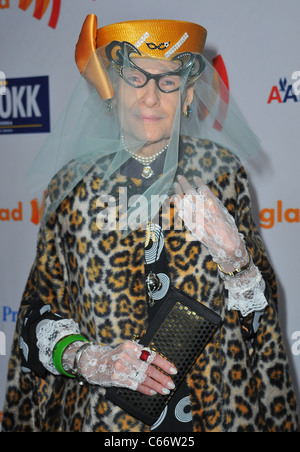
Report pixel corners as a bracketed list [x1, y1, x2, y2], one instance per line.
[0, 76, 50, 134]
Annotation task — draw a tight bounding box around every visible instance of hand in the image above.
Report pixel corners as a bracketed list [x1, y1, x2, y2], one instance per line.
[174, 175, 248, 272]
[74, 340, 177, 396]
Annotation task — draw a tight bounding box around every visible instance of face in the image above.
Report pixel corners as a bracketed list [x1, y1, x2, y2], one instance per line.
[116, 58, 193, 149]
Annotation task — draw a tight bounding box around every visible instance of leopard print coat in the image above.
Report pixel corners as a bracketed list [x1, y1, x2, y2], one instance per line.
[2, 138, 299, 432]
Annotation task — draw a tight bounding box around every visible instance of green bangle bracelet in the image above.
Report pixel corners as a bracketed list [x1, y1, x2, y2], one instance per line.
[52, 334, 88, 378]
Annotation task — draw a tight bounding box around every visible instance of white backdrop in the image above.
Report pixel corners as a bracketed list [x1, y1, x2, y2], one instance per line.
[1, 0, 300, 425]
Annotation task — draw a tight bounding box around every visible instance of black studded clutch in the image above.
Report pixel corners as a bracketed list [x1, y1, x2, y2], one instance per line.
[106, 288, 222, 426]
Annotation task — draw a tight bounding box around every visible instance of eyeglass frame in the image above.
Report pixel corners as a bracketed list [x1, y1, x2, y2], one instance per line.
[105, 41, 205, 94]
[120, 64, 185, 93]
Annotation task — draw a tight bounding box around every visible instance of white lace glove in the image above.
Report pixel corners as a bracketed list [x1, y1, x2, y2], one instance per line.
[62, 340, 177, 396]
[175, 175, 249, 270]
[174, 176, 268, 316]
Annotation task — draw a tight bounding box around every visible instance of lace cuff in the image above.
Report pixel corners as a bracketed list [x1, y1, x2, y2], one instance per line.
[220, 259, 268, 317]
[36, 318, 81, 375]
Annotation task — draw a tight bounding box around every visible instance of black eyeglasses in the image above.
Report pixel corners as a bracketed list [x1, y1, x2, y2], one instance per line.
[121, 66, 183, 93]
[106, 41, 206, 92]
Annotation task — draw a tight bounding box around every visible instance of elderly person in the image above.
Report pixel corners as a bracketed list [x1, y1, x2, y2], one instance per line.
[2, 16, 299, 432]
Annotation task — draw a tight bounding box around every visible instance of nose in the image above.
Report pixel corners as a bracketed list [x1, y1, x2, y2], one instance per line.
[138, 79, 160, 108]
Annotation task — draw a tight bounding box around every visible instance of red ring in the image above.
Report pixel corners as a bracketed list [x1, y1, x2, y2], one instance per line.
[140, 350, 150, 362]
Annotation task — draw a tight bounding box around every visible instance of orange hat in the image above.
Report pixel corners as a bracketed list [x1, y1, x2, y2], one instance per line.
[75, 15, 207, 101]
[96, 19, 207, 60]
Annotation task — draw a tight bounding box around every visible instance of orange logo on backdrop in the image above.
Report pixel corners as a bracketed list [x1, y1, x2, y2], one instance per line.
[0, 193, 46, 225]
[260, 200, 299, 229]
[30, 194, 46, 225]
[0, 0, 61, 29]
[1, 197, 299, 229]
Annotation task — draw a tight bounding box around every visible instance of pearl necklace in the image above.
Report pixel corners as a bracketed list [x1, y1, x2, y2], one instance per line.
[121, 135, 169, 179]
